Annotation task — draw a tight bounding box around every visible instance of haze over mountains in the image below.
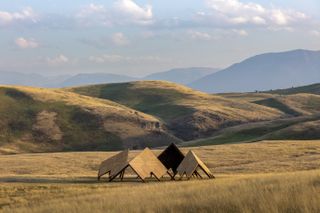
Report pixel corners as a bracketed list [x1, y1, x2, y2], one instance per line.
[189, 49, 320, 93]
[59, 73, 137, 87]
[143, 67, 219, 85]
[0, 67, 218, 88]
[0, 49, 319, 93]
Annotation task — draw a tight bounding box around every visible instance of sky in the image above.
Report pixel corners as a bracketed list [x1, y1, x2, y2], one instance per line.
[0, 0, 319, 77]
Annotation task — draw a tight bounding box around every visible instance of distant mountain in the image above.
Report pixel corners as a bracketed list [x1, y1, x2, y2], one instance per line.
[189, 49, 320, 93]
[58, 73, 137, 87]
[0, 71, 47, 87]
[143, 67, 219, 85]
[0, 72, 135, 88]
[0, 71, 70, 88]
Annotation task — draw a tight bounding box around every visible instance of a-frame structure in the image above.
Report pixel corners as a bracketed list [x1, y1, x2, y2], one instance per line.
[129, 147, 168, 181]
[157, 143, 185, 179]
[177, 150, 214, 179]
[98, 149, 129, 180]
[98, 148, 168, 182]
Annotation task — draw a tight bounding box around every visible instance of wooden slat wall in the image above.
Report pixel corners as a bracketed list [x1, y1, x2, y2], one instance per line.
[98, 150, 129, 179]
[129, 148, 167, 180]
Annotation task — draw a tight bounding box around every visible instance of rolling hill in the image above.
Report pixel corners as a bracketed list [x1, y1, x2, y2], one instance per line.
[0, 85, 180, 154]
[2, 80, 320, 154]
[267, 83, 320, 95]
[143, 67, 219, 85]
[69, 81, 283, 140]
[189, 49, 320, 93]
[189, 91, 320, 146]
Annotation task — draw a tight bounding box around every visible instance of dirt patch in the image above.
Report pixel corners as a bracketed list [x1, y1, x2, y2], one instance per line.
[32, 111, 63, 142]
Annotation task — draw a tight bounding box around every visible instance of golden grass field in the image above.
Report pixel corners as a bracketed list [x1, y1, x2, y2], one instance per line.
[1, 140, 320, 213]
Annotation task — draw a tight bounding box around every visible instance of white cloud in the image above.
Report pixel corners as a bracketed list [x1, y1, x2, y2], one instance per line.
[188, 30, 213, 41]
[15, 37, 39, 49]
[252, 16, 266, 25]
[204, 0, 308, 27]
[111, 32, 129, 46]
[75, 4, 112, 27]
[114, 0, 153, 25]
[0, 7, 37, 25]
[89, 54, 166, 64]
[78, 3, 106, 17]
[188, 29, 248, 41]
[310, 30, 320, 37]
[232, 29, 248, 36]
[89, 55, 125, 63]
[46, 54, 69, 66]
[75, 0, 153, 27]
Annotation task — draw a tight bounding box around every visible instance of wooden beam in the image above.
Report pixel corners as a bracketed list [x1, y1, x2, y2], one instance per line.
[151, 172, 161, 181]
[120, 170, 125, 181]
[109, 165, 128, 182]
[130, 165, 145, 183]
[199, 165, 214, 179]
[194, 170, 203, 179]
[167, 171, 175, 180]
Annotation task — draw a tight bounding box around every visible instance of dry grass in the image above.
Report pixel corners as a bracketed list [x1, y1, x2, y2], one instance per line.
[71, 81, 284, 125]
[0, 85, 179, 153]
[1, 140, 320, 212]
[1, 140, 320, 178]
[1, 171, 319, 213]
[1, 85, 158, 121]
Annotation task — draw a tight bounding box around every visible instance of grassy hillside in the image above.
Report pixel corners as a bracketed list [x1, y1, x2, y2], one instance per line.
[0, 141, 319, 212]
[0, 85, 180, 154]
[69, 81, 283, 140]
[185, 114, 320, 146]
[221, 92, 320, 116]
[268, 83, 320, 95]
[253, 94, 320, 116]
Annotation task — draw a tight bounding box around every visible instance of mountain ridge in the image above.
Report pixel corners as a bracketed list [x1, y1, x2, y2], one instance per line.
[189, 49, 320, 93]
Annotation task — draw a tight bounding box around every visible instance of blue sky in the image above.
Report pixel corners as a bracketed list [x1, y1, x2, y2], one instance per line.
[0, 0, 319, 77]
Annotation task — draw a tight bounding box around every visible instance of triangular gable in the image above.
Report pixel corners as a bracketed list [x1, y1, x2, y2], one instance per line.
[177, 150, 213, 178]
[158, 143, 185, 175]
[129, 148, 167, 180]
[191, 151, 214, 178]
[98, 149, 129, 179]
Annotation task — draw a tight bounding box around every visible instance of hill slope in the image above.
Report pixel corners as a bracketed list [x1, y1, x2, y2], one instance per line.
[189, 49, 320, 93]
[267, 83, 320, 95]
[69, 81, 283, 140]
[253, 94, 320, 116]
[190, 92, 320, 146]
[143, 67, 219, 85]
[0, 85, 179, 154]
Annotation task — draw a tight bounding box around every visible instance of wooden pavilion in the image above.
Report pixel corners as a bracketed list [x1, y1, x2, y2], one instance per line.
[98, 148, 168, 182]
